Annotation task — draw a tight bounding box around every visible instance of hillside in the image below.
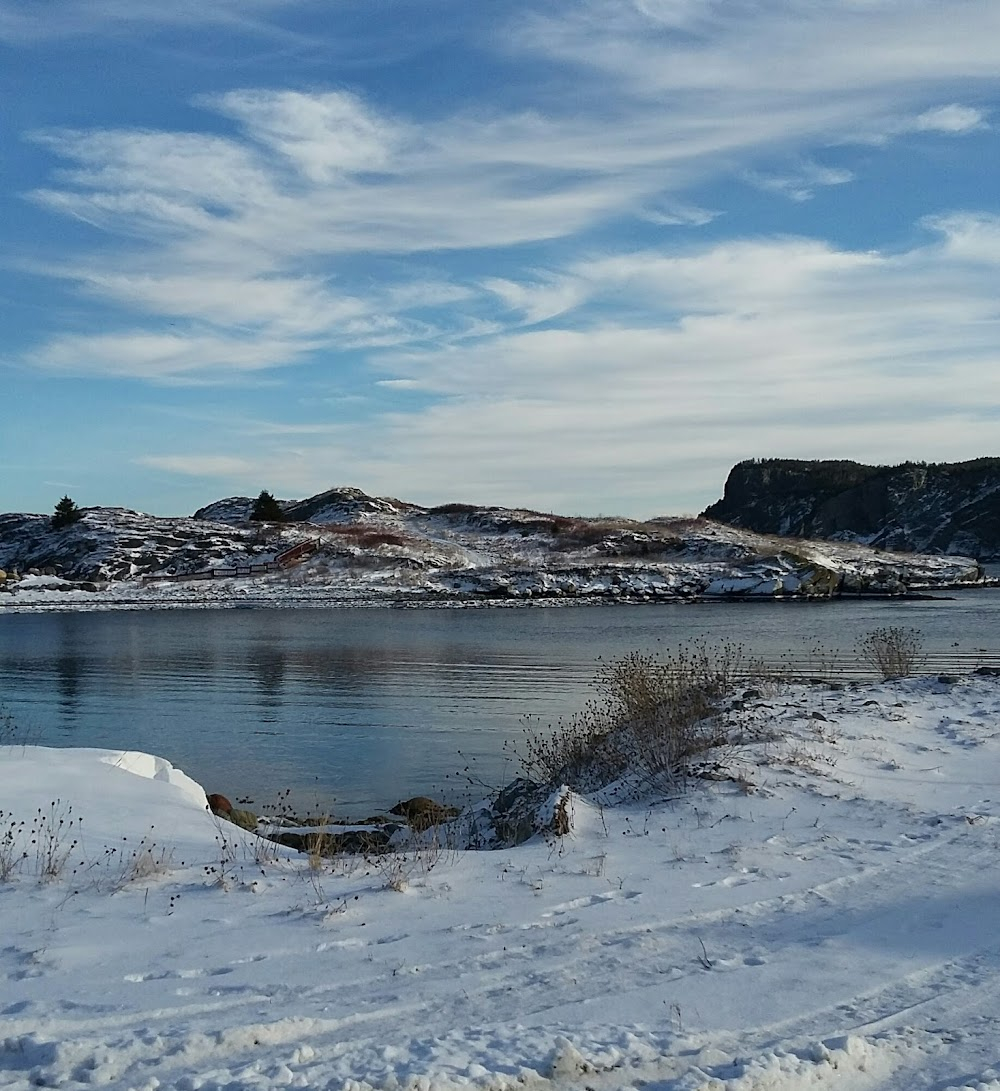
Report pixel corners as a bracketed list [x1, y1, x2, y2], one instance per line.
[0, 486, 985, 607]
[703, 458, 1000, 559]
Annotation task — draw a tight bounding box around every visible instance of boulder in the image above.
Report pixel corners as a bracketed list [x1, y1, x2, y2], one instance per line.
[462, 779, 574, 848]
[389, 796, 461, 831]
[206, 792, 233, 816]
[268, 826, 395, 856]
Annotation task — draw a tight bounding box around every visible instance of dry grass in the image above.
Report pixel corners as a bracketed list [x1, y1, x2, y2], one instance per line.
[0, 800, 82, 883]
[511, 641, 764, 796]
[856, 626, 924, 679]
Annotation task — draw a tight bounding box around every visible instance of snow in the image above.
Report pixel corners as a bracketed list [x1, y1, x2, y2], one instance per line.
[4, 676, 1000, 1089]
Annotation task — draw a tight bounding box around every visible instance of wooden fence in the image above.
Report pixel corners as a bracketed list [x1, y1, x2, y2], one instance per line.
[142, 538, 319, 584]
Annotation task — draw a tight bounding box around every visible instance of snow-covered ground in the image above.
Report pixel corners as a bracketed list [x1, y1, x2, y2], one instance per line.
[4, 675, 1000, 1090]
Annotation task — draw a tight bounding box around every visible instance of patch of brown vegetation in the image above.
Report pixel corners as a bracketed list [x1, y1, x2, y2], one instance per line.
[321, 524, 409, 549]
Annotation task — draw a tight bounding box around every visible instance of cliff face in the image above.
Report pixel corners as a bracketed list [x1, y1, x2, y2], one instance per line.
[703, 458, 1000, 558]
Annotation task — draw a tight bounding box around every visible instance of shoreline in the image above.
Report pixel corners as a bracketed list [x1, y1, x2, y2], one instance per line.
[1, 581, 993, 613]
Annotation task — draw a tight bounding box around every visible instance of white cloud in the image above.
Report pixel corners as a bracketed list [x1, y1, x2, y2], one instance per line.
[922, 212, 1000, 264]
[213, 90, 404, 181]
[858, 102, 989, 143]
[27, 331, 307, 381]
[745, 162, 855, 202]
[137, 223, 1000, 515]
[912, 103, 987, 134]
[137, 454, 257, 477]
[0, 0, 309, 42]
[13, 0, 1000, 432]
[479, 275, 588, 326]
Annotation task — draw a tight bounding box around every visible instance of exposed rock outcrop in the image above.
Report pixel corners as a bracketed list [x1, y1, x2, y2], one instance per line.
[703, 458, 1000, 559]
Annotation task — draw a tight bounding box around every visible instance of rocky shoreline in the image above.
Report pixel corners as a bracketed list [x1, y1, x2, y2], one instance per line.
[205, 783, 577, 855]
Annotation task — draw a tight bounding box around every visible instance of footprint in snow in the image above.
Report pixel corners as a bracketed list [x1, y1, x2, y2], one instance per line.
[124, 966, 234, 983]
[541, 891, 640, 917]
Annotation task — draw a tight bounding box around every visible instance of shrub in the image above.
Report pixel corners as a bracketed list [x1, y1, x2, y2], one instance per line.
[856, 626, 924, 680]
[322, 524, 408, 549]
[427, 503, 480, 516]
[512, 641, 761, 795]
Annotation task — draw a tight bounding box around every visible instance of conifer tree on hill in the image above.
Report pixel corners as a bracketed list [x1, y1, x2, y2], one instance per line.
[250, 490, 284, 522]
[51, 495, 83, 529]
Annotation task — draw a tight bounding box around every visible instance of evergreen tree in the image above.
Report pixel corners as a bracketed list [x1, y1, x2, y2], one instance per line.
[51, 495, 83, 529]
[250, 489, 284, 522]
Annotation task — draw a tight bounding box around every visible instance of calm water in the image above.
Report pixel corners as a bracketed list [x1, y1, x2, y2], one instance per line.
[2, 594, 1000, 815]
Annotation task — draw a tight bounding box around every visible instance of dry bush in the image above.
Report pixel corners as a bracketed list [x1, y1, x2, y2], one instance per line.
[98, 829, 177, 891]
[549, 517, 683, 556]
[856, 626, 924, 680]
[512, 641, 762, 795]
[0, 705, 31, 747]
[550, 518, 613, 549]
[427, 503, 480, 516]
[322, 524, 409, 549]
[0, 800, 81, 883]
[366, 825, 455, 892]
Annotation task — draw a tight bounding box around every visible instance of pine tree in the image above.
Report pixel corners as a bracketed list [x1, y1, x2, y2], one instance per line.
[51, 495, 83, 529]
[250, 489, 284, 522]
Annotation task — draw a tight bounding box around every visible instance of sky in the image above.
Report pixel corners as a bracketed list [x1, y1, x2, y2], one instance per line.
[3, 0, 999, 519]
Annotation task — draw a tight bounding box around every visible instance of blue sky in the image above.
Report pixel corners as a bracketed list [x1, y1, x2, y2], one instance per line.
[3, 0, 999, 518]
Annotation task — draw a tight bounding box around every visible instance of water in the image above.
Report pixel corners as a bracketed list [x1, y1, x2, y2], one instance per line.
[3, 594, 1000, 816]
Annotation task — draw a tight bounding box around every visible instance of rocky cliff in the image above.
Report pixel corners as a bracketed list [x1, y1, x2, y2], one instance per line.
[703, 458, 1000, 558]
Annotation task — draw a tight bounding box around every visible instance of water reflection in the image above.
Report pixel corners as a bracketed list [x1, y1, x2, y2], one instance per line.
[249, 648, 285, 713]
[1, 595, 1000, 815]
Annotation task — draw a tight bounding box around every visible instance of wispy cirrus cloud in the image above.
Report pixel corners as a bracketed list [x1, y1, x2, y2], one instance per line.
[7, 0, 1000, 520]
[22, 0, 997, 385]
[0, 0, 311, 42]
[744, 160, 855, 202]
[137, 454, 257, 477]
[136, 214, 1000, 513]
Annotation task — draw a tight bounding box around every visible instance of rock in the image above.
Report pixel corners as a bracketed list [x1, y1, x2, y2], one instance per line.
[268, 826, 395, 856]
[389, 796, 461, 831]
[206, 792, 233, 816]
[704, 457, 1000, 560]
[463, 780, 574, 848]
[975, 666, 1000, 677]
[226, 807, 259, 831]
[937, 674, 960, 684]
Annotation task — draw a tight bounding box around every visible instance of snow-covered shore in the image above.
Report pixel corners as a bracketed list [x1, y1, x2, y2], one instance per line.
[4, 676, 1000, 1090]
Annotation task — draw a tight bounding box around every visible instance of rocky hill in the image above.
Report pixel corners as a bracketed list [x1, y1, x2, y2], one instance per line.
[703, 458, 1000, 559]
[0, 485, 986, 607]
